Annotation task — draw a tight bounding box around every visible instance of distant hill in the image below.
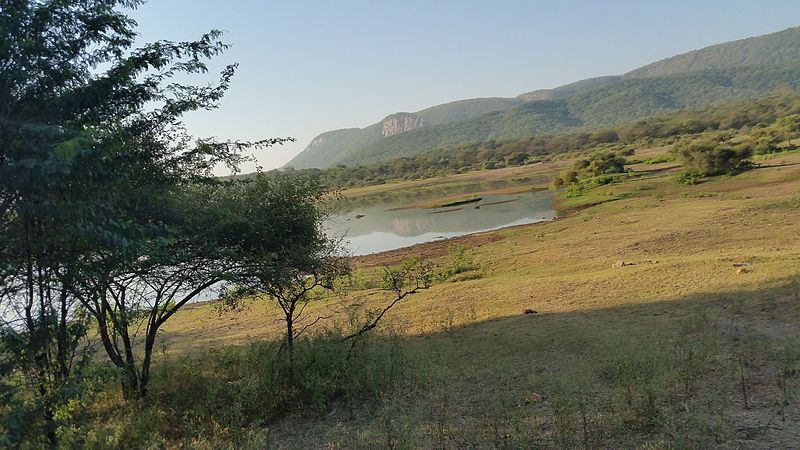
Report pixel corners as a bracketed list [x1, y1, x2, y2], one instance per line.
[624, 26, 800, 78]
[516, 76, 621, 102]
[286, 98, 523, 169]
[286, 26, 800, 169]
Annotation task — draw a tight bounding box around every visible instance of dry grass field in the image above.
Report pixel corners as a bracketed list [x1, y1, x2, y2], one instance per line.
[142, 148, 800, 448]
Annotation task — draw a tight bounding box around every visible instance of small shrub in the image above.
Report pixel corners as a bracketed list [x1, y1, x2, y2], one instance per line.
[644, 154, 674, 164]
[552, 150, 630, 188]
[565, 183, 585, 198]
[437, 245, 482, 281]
[448, 271, 483, 283]
[674, 170, 703, 185]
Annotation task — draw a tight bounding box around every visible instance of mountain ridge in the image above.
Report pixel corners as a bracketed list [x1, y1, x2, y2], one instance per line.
[286, 26, 800, 169]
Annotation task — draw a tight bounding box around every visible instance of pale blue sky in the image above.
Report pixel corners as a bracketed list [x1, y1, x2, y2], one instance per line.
[128, 1, 800, 172]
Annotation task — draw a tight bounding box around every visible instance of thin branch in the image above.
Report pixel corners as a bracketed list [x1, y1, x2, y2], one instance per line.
[341, 286, 422, 342]
[294, 314, 332, 340]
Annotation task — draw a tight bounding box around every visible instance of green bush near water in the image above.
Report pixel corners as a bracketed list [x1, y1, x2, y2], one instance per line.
[437, 245, 483, 282]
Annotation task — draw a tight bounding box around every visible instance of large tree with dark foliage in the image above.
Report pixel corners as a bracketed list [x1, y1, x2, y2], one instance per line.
[0, 0, 315, 443]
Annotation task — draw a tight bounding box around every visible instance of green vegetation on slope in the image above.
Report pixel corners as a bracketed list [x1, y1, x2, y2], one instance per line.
[334, 63, 800, 166]
[415, 97, 523, 123]
[290, 26, 800, 169]
[625, 25, 800, 77]
[283, 124, 384, 169]
[336, 99, 582, 165]
[273, 93, 800, 190]
[286, 98, 524, 169]
[516, 75, 622, 101]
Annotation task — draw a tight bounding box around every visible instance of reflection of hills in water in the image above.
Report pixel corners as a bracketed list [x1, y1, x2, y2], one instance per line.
[327, 177, 549, 212]
[390, 217, 437, 236]
[325, 191, 554, 255]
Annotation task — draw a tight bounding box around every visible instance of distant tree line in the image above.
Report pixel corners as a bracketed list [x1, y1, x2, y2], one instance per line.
[272, 93, 800, 190]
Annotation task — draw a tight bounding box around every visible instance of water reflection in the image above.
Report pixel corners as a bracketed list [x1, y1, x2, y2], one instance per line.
[326, 190, 554, 255]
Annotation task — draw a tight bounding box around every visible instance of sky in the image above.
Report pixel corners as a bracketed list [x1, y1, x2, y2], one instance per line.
[128, 0, 800, 174]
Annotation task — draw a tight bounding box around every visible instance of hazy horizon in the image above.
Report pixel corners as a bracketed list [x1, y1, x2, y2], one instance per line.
[128, 0, 800, 174]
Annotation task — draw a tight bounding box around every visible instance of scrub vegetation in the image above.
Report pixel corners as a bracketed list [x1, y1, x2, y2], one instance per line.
[4, 2, 800, 449]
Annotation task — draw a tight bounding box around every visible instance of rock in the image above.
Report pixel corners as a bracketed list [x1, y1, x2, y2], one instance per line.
[380, 113, 427, 137]
[613, 260, 635, 268]
[354, 214, 365, 219]
[523, 308, 538, 315]
[732, 263, 750, 267]
[525, 392, 543, 404]
[737, 267, 753, 275]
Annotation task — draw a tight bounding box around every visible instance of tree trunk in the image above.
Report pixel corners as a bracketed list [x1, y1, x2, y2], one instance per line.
[286, 316, 294, 380]
[138, 327, 158, 399]
[119, 364, 139, 401]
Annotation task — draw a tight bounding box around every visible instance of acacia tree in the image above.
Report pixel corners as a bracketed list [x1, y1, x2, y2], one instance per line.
[0, 0, 300, 420]
[0, 0, 149, 441]
[74, 187, 236, 399]
[672, 135, 753, 181]
[342, 256, 434, 346]
[219, 175, 350, 376]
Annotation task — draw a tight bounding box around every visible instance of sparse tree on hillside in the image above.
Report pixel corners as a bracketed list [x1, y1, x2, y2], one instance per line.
[342, 256, 434, 346]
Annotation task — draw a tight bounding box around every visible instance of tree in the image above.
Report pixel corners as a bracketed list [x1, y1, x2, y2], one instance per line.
[219, 175, 349, 377]
[672, 135, 752, 180]
[74, 185, 238, 399]
[342, 256, 434, 346]
[0, 0, 147, 441]
[0, 0, 294, 411]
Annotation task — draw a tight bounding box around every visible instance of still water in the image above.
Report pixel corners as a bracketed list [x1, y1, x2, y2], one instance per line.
[326, 190, 555, 255]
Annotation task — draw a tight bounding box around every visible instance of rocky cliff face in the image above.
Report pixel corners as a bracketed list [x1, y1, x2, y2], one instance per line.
[516, 90, 552, 102]
[306, 134, 329, 150]
[380, 113, 427, 137]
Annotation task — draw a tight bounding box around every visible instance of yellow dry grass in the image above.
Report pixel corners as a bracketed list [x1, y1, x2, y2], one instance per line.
[163, 149, 800, 353]
[139, 148, 800, 447]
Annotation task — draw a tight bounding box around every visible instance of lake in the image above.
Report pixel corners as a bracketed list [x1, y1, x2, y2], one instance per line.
[326, 189, 555, 255]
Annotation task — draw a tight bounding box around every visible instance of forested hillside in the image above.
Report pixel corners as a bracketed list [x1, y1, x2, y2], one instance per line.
[276, 93, 800, 189]
[288, 26, 800, 169]
[333, 63, 800, 166]
[287, 97, 523, 169]
[625, 25, 800, 77]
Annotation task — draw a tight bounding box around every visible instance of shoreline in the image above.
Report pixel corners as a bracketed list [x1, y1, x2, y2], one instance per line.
[184, 213, 564, 310]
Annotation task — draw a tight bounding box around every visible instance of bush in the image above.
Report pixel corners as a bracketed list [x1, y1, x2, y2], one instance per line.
[643, 154, 674, 164]
[552, 150, 630, 188]
[437, 245, 482, 281]
[674, 171, 703, 185]
[672, 137, 752, 177]
[142, 331, 422, 443]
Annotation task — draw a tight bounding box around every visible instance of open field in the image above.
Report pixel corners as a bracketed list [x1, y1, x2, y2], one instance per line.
[147, 148, 800, 448]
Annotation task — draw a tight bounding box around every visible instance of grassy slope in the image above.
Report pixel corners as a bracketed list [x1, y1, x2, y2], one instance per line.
[161, 149, 800, 447]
